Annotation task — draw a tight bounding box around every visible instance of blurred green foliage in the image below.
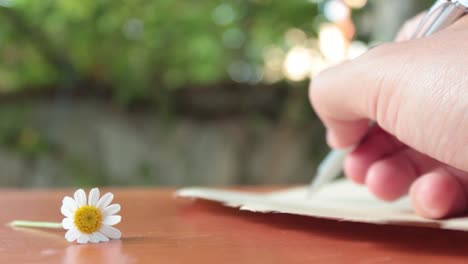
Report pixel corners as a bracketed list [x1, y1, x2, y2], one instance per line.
[0, 0, 320, 104]
[0, 0, 440, 187]
[0, 0, 438, 103]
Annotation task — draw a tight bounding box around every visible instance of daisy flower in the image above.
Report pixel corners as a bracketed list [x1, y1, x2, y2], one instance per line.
[61, 188, 122, 244]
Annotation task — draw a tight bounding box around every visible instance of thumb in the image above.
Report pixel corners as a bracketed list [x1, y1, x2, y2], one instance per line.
[309, 43, 399, 149]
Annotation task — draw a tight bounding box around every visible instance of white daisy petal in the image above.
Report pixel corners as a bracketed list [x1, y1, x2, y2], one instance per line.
[77, 234, 90, 244]
[62, 196, 78, 211]
[103, 204, 121, 216]
[89, 234, 100, 243]
[62, 218, 74, 229]
[103, 215, 121, 226]
[74, 189, 87, 207]
[88, 188, 100, 206]
[96, 192, 113, 209]
[94, 231, 110, 242]
[65, 227, 81, 242]
[100, 225, 121, 239]
[62, 188, 121, 243]
[61, 205, 74, 218]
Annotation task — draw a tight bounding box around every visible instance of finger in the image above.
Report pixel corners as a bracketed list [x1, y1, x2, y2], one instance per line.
[324, 119, 370, 149]
[410, 167, 468, 219]
[365, 148, 440, 201]
[309, 56, 383, 149]
[395, 12, 426, 42]
[344, 126, 405, 184]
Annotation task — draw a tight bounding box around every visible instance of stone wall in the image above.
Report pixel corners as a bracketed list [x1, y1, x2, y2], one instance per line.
[0, 99, 328, 187]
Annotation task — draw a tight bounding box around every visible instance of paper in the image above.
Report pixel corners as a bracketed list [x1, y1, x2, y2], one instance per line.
[177, 180, 468, 231]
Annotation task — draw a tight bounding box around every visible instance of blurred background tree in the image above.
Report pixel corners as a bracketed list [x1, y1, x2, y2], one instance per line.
[0, 0, 433, 187]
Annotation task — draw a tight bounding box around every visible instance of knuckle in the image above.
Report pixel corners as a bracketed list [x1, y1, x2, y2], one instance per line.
[356, 44, 401, 125]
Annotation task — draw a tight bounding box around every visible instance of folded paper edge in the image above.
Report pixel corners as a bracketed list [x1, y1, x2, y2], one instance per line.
[176, 186, 468, 232]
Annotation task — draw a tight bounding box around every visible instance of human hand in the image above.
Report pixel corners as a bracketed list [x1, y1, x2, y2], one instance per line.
[309, 15, 468, 219]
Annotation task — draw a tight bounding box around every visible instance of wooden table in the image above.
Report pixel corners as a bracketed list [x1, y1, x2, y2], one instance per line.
[1, 188, 468, 263]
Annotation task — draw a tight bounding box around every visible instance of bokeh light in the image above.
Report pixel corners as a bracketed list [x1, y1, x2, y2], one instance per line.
[324, 0, 350, 22]
[0, 0, 12, 7]
[212, 3, 236, 26]
[344, 0, 367, 9]
[122, 18, 144, 41]
[277, 0, 369, 82]
[282, 46, 314, 82]
[263, 46, 285, 84]
[319, 23, 347, 64]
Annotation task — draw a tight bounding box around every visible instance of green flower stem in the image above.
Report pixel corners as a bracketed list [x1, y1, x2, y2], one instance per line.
[9, 220, 63, 229]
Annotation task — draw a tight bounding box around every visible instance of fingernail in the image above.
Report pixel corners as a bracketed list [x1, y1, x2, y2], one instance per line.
[410, 180, 441, 219]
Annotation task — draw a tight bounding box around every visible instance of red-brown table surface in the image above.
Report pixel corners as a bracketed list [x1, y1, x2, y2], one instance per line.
[1, 187, 468, 263]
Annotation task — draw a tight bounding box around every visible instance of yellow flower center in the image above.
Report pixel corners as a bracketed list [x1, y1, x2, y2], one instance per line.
[74, 205, 103, 234]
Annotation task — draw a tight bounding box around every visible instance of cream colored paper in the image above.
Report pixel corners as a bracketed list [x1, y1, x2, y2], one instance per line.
[177, 180, 468, 231]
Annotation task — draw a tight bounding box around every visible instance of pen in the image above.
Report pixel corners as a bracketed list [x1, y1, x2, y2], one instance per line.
[307, 0, 468, 196]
